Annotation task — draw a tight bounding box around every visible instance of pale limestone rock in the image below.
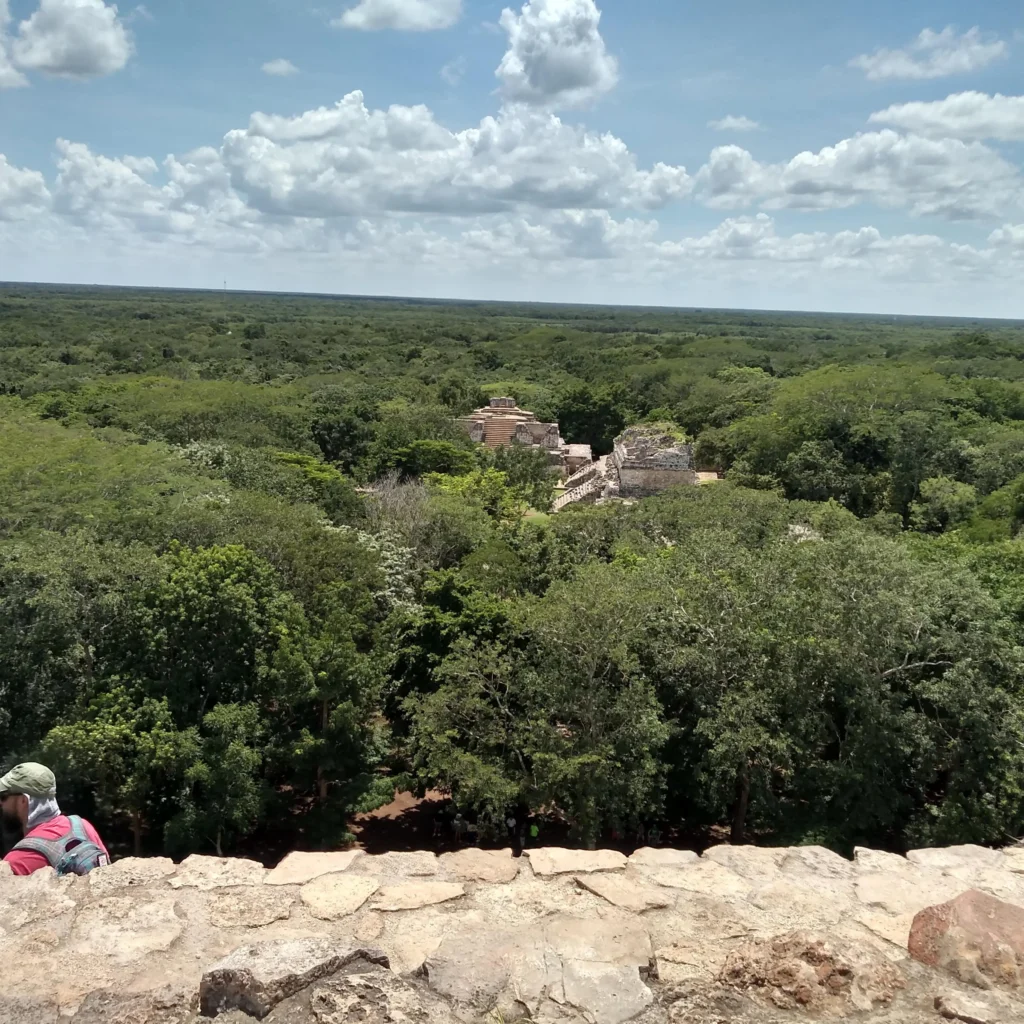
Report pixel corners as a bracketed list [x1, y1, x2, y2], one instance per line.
[310, 968, 457, 1024]
[935, 990, 1008, 1024]
[265, 850, 363, 886]
[906, 845, 1005, 873]
[855, 911, 915, 952]
[353, 911, 384, 943]
[371, 882, 465, 911]
[855, 847, 910, 873]
[780, 845, 855, 880]
[353, 850, 438, 877]
[750, 878, 853, 930]
[199, 939, 389, 1018]
[856, 868, 965, 917]
[544, 911, 653, 968]
[209, 887, 295, 928]
[0, 867, 76, 930]
[70, 896, 184, 964]
[424, 926, 553, 1011]
[639, 859, 752, 899]
[441, 847, 520, 883]
[301, 874, 379, 921]
[69, 985, 197, 1024]
[0, 999, 58, 1024]
[169, 854, 266, 890]
[575, 873, 673, 913]
[381, 907, 454, 973]
[86, 857, 176, 897]
[1000, 846, 1024, 875]
[527, 847, 627, 876]
[561, 959, 653, 1024]
[701, 844, 784, 882]
[628, 847, 698, 869]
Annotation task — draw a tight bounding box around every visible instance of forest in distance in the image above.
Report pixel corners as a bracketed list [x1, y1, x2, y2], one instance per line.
[4, 282, 1024, 861]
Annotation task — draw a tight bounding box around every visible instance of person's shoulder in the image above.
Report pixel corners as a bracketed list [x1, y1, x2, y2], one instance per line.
[3, 849, 47, 875]
[25, 815, 71, 840]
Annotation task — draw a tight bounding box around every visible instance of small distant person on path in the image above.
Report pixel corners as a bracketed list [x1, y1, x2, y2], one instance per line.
[1, 763, 109, 876]
[529, 821, 539, 845]
[452, 813, 467, 846]
[506, 813, 518, 851]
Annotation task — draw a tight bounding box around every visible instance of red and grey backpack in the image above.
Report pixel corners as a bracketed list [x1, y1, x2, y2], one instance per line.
[13, 816, 109, 876]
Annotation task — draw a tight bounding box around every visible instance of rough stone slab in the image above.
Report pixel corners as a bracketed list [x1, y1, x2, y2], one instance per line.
[702, 844, 784, 882]
[69, 986, 197, 1024]
[856, 911, 915, 952]
[209, 887, 295, 928]
[87, 857, 177, 897]
[310, 969, 457, 1024]
[780, 845, 855, 880]
[639, 859, 752, 899]
[544, 912, 653, 968]
[424, 927, 553, 1011]
[69, 896, 184, 964]
[575, 874, 673, 913]
[628, 847, 698, 869]
[906, 846, 1005, 873]
[200, 939, 389, 1019]
[265, 850, 364, 886]
[371, 882, 465, 911]
[854, 847, 910, 873]
[561, 959, 653, 1024]
[440, 847, 520, 883]
[856, 870, 965, 917]
[0, 999, 58, 1024]
[354, 851, 438, 877]
[0, 867, 76, 930]
[1001, 847, 1024, 875]
[169, 854, 266, 890]
[935, 990, 1008, 1024]
[301, 874, 380, 920]
[909, 889, 1024, 990]
[527, 847, 627, 876]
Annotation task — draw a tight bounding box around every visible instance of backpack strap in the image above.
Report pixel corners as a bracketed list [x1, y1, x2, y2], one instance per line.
[11, 835, 66, 868]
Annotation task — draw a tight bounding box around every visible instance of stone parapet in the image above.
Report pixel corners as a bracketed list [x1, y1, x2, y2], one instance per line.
[4, 842, 1023, 1022]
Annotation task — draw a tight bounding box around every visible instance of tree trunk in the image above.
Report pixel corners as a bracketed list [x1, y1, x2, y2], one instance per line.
[318, 699, 330, 801]
[731, 769, 750, 844]
[215, 828, 223, 858]
[132, 809, 143, 857]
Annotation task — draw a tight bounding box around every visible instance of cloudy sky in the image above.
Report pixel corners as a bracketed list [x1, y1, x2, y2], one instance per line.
[1, 0, 1023, 316]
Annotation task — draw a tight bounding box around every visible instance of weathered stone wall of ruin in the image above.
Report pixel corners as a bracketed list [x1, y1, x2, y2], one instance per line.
[617, 467, 699, 496]
[4, 841, 1023, 1023]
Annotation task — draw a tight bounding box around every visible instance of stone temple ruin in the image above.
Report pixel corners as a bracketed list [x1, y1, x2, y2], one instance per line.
[554, 425, 704, 512]
[459, 397, 593, 478]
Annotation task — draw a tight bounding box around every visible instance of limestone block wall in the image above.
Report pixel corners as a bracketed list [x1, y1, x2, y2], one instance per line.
[3, 842, 1023, 1023]
[616, 466, 699, 496]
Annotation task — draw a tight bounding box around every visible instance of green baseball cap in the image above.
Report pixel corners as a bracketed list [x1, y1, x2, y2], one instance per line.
[0, 763, 56, 799]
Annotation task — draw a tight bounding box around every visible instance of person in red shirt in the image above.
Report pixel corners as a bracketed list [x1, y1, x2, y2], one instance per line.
[1, 763, 109, 876]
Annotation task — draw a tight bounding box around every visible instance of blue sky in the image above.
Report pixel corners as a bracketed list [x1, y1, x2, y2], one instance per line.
[1, 0, 1023, 315]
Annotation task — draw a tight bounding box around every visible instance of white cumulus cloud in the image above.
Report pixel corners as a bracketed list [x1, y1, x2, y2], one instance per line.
[0, 0, 28, 88]
[708, 115, 761, 132]
[0, 153, 51, 217]
[850, 26, 1007, 81]
[695, 130, 1023, 221]
[496, 0, 618, 108]
[219, 91, 689, 218]
[335, 0, 462, 32]
[12, 0, 132, 80]
[262, 58, 299, 77]
[870, 92, 1024, 142]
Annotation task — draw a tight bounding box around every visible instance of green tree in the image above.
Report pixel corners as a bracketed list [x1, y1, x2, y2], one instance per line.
[42, 685, 198, 855]
[167, 703, 266, 856]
